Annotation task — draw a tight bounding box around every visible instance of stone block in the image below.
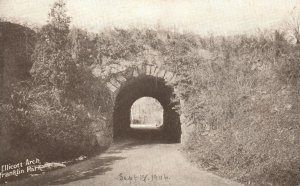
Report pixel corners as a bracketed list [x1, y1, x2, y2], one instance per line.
[158, 69, 166, 78]
[116, 75, 126, 83]
[110, 78, 121, 88]
[106, 82, 117, 92]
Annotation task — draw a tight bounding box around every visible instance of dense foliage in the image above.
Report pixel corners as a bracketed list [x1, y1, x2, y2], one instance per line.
[0, 0, 111, 163]
[172, 33, 300, 186]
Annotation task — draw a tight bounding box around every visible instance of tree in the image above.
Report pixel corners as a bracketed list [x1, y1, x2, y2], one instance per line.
[30, 0, 76, 100]
[285, 7, 300, 45]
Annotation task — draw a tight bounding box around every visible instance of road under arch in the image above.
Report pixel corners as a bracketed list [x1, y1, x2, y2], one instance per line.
[112, 75, 181, 142]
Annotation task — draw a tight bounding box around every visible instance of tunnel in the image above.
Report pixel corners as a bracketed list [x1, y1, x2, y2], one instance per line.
[112, 75, 181, 143]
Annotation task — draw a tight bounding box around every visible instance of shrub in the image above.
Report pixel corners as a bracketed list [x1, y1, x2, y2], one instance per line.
[27, 93, 97, 160]
[0, 1, 111, 163]
[0, 82, 37, 165]
[173, 32, 300, 186]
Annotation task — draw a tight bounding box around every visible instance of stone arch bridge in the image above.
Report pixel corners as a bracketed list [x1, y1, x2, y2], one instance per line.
[99, 62, 181, 143]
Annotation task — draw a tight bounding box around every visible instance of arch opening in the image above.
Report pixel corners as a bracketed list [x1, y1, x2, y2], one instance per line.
[130, 97, 163, 129]
[112, 75, 181, 143]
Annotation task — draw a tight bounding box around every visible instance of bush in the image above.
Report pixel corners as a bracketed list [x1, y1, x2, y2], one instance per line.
[24, 0, 109, 161]
[174, 32, 300, 186]
[28, 99, 97, 160]
[0, 82, 37, 165]
[1, 82, 106, 162]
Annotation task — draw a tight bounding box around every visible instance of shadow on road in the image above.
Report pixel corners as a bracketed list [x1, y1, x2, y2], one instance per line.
[5, 155, 125, 186]
[47, 137, 171, 185]
[115, 127, 180, 145]
[49, 135, 177, 184]
[47, 156, 124, 185]
[5, 134, 178, 186]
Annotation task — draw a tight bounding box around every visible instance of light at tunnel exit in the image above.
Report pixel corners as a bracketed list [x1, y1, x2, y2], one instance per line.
[130, 97, 163, 129]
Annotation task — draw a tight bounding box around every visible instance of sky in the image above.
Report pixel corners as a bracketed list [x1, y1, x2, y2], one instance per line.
[0, 0, 299, 36]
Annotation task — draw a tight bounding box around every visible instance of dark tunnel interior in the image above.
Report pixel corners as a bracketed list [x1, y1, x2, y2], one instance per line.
[112, 75, 181, 143]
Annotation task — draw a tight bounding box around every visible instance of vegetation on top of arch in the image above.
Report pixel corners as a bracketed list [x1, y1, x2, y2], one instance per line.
[70, 27, 207, 81]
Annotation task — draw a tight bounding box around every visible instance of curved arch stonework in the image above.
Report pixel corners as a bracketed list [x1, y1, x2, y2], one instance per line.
[101, 62, 181, 142]
[105, 64, 176, 95]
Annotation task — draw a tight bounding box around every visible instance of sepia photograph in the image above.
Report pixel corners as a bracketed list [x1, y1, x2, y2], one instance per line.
[0, 0, 299, 185]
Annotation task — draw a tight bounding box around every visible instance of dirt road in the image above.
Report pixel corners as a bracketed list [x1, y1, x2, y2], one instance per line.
[8, 139, 243, 186]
